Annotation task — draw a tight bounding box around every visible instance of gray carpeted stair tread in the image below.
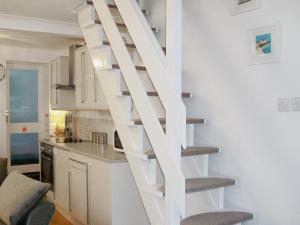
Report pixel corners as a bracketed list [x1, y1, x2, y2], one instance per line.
[145, 146, 219, 159]
[121, 91, 191, 98]
[86, 0, 150, 14]
[181, 211, 253, 225]
[102, 40, 166, 52]
[132, 118, 205, 125]
[159, 178, 235, 194]
[95, 20, 159, 33]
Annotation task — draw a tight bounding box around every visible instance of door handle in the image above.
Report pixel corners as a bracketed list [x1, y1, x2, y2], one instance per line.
[5, 110, 10, 123]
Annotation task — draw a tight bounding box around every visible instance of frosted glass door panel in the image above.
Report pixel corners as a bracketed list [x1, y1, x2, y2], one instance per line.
[10, 133, 39, 166]
[9, 69, 38, 123]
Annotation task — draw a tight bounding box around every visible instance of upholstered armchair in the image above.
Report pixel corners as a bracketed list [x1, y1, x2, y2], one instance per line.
[0, 159, 55, 225]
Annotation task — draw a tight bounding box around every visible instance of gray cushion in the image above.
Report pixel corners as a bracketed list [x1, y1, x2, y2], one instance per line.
[0, 171, 50, 225]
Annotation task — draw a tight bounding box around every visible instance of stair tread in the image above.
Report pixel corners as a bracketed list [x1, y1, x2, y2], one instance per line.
[86, 0, 150, 14]
[95, 20, 159, 33]
[121, 91, 191, 98]
[159, 177, 235, 194]
[181, 211, 253, 225]
[112, 64, 146, 71]
[145, 146, 219, 159]
[132, 118, 205, 125]
[102, 40, 166, 52]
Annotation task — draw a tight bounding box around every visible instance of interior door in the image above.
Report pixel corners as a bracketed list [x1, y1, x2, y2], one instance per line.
[6, 63, 46, 173]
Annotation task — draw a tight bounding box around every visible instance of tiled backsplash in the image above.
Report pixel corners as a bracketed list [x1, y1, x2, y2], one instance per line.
[75, 116, 114, 145]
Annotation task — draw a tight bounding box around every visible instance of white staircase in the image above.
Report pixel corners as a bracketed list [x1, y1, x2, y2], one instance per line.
[77, 1, 253, 225]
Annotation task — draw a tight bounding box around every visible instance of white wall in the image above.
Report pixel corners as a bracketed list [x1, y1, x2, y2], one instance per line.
[0, 46, 67, 157]
[145, 0, 300, 224]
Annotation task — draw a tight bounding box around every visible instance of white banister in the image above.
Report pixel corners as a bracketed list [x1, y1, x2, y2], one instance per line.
[165, 1, 184, 224]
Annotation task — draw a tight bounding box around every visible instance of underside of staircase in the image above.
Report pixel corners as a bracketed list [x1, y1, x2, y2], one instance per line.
[77, 0, 254, 225]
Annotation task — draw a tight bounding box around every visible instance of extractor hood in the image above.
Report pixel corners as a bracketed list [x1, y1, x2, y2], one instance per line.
[55, 44, 82, 90]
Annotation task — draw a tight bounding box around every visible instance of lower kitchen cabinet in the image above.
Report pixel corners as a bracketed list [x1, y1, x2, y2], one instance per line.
[69, 158, 89, 224]
[53, 147, 150, 225]
[53, 147, 69, 211]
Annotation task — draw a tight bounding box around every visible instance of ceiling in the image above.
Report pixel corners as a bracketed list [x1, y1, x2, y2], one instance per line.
[0, 29, 83, 49]
[0, 0, 83, 23]
[0, 0, 84, 49]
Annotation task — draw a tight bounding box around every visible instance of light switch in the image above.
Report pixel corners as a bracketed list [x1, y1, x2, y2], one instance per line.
[291, 97, 300, 111]
[278, 98, 291, 112]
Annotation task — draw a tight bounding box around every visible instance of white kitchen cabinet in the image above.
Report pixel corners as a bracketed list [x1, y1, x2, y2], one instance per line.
[69, 157, 89, 225]
[53, 147, 69, 212]
[53, 147, 149, 225]
[50, 56, 75, 110]
[75, 46, 108, 110]
[89, 158, 112, 225]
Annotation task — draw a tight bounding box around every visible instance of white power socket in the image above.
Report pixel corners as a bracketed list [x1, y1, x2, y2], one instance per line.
[278, 98, 291, 112]
[291, 97, 300, 111]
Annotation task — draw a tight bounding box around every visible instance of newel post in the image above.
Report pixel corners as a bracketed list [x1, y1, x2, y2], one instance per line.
[165, 0, 184, 225]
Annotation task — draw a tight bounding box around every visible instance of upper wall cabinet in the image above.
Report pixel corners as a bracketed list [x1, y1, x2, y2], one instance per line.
[75, 46, 108, 110]
[50, 56, 75, 110]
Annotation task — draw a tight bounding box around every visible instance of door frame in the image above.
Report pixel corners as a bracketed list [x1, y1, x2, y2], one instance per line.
[6, 61, 49, 173]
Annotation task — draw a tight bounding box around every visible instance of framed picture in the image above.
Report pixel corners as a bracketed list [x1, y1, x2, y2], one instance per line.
[248, 23, 281, 65]
[231, 0, 261, 15]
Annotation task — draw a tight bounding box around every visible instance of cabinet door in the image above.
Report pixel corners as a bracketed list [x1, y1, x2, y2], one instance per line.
[75, 46, 108, 110]
[75, 48, 88, 107]
[54, 148, 69, 211]
[69, 158, 88, 225]
[89, 159, 112, 225]
[86, 53, 97, 106]
[50, 61, 58, 108]
[92, 63, 108, 110]
[50, 57, 75, 110]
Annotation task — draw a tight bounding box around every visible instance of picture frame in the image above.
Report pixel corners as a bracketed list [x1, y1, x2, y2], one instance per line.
[231, 0, 261, 15]
[248, 23, 281, 65]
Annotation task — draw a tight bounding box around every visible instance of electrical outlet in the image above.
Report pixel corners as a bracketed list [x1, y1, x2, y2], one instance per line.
[278, 98, 291, 112]
[291, 97, 300, 111]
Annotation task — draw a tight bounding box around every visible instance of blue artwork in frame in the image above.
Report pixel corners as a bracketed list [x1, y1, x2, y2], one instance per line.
[248, 23, 281, 65]
[256, 33, 272, 55]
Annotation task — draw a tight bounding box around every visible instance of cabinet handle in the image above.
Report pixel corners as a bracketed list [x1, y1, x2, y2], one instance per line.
[41, 155, 51, 161]
[56, 62, 59, 105]
[86, 163, 90, 225]
[81, 52, 86, 103]
[69, 157, 87, 165]
[94, 68, 97, 103]
[68, 171, 72, 212]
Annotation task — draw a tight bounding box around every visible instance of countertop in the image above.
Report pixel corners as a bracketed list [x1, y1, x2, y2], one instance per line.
[40, 139, 127, 163]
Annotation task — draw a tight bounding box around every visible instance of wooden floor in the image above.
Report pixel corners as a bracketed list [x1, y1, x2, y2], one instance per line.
[50, 211, 73, 225]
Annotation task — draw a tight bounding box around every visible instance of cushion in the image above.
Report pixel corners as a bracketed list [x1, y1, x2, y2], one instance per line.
[0, 171, 50, 225]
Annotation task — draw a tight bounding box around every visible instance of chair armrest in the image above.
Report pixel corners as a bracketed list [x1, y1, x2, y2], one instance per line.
[25, 201, 55, 225]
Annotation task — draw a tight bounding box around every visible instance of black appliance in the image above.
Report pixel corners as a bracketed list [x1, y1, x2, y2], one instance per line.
[55, 138, 83, 143]
[40, 143, 54, 191]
